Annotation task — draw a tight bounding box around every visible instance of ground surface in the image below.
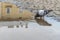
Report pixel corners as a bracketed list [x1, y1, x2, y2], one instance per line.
[0, 16, 60, 40]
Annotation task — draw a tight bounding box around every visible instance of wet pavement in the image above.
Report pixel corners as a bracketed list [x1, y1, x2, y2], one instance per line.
[0, 17, 52, 27]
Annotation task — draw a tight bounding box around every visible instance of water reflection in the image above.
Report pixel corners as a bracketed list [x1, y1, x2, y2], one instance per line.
[35, 19, 51, 26]
[0, 19, 52, 28]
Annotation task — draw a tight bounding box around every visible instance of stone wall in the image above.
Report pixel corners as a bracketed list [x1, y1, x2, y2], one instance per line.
[15, 0, 60, 10]
[6, 0, 60, 16]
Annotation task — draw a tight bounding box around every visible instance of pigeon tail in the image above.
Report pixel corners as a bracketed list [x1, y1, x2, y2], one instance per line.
[48, 10, 53, 13]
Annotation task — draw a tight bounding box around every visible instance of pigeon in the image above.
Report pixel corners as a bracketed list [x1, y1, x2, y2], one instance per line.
[35, 10, 53, 19]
